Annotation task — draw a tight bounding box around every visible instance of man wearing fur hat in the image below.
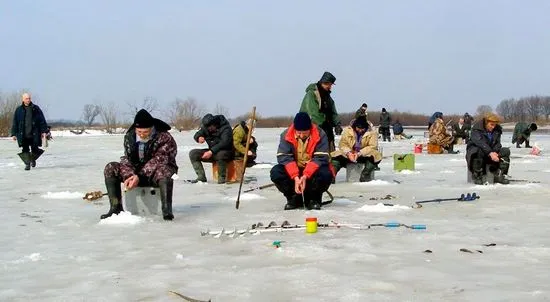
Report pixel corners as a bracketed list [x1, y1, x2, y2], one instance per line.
[466, 113, 510, 185]
[331, 118, 382, 182]
[512, 122, 538, 148]
[233, 119, 258, 166]
[299, 71, 342, 151]
[190, 113, 233, 183]
[270, 112, 334, 210]
[101, 109, 178, 220]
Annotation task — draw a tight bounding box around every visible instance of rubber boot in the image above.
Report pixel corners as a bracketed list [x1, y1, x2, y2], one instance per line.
[283, 194, 302, 210]
[446, 144, 459, 154]
[471, 158, 485, 185]
[190, 160, 207, 183]
[100, 177, 123, 219]
[18, 152, 31, 170]
[330, 159, 342, 184]
[516, 142, 521, 148]
[158, 178, 174, 221]
[494, 169, 510, 184]
[359, 161, 376, 182]
[307, 191, 322, 210]
[31, 149, 44, 168]
[525, 140, 531, 148]
[216, 160, 227, 184]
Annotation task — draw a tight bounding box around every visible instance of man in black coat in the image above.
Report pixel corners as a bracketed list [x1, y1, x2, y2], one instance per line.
[466, 113, 510, 185]
[190, 114, 234, 184]
[11, 93, 48, 170]
[378, 108, 392, 142]
[452, 118, 469, 143]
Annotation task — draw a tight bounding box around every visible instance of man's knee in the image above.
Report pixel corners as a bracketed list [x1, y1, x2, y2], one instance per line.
[270, 164, 289, 182]
[153, 167, 176, 185]
[104, 162, 120, 178]
[499, 147, 510, 158]
[214, 150, 234, 161]
[189, 149, 205, 161]
[312, 165, 333, 183]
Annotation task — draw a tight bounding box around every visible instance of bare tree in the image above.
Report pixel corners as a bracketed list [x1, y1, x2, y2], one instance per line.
[81, 104, 101, 127]
[475, 105, 493, 117]
[126, 96, 159, 117]
[212, 103, 230, 117]
[99, 102, 119, 134]
[525, 96, 543, 121]
[167, 98, 205, 131]
[0, 91, 24, 136]
[542, 96, 550, 122]
[496, 99, 515, 121]
[513, 99, 528, 122]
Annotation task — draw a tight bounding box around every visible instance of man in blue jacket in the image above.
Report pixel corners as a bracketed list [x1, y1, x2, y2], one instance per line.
[11, 93, 48, 170]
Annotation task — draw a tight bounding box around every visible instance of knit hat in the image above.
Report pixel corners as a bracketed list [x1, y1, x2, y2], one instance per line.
[361, 103, 367, 108]
[133, 109, 154, 128]
[530, 123, 538, 131]
[293, 112, 312, 131]
[352, 118, 368, 129]
[484, 112, 501, 123]
[382, 108, 387, 113]
[319, 71, 336, 84]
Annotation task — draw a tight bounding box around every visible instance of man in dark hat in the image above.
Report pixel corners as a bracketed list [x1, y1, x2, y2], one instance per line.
[331, 117, 382, 182]
[379, 108, 392, 142]
[299, 71, 342, 151]
[189, 113, 233, 184]
[466, 113, 510, 184]
[512, 122, 537, 148]
[11, 93, 48, 170]
[101, 109, 178, 220]
[270, 112, 334, 210]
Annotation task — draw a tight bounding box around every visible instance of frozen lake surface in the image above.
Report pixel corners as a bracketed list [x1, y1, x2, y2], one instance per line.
[1, 128, 549, 301]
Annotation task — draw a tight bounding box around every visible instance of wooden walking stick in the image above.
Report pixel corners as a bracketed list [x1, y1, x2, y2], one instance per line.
[236, 106, 257, 209]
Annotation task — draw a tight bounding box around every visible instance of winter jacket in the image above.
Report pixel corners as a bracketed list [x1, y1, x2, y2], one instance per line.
[194, 114, 233, 154]
[119, 119, 178, 181]
[466, 119, 503, 168]
[233, 122, 254, 157]
[452, 123, 468, 139]
[276, 124, 330, 179]
[379, 112, 391, 127]
[392, 122, 404, 135]
[299, 83, 340, 127]
[11, 103, 48, 147]
[429, 118, 453, 147]
[331, 126, 382, 162]
[512, 122, 532, 143]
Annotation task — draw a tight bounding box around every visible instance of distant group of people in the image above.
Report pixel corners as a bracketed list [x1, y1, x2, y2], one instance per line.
[12, 72, 541, 220]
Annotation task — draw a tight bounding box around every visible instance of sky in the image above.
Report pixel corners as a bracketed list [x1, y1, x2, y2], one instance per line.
[1, 0, 550, 120]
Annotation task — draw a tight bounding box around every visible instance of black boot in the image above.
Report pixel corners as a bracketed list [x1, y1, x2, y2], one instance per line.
[307, 191, 322, 210]
[516, 143, 521, 148]
[216, 160, 227, 184]
[158, 179, 174, 221]
[359, 161, 376, 182]
[446, 144, 459, 154]
[471, 158, 485, 185]
[18, 152, 31, 170]
[284, 194, 300, 210]
[31, 149, 44, 168]
[100, 177, 123, 219]
[494, 169, 510, 184]
[525, 140, 531, 148]
[190, 160, 207, 183]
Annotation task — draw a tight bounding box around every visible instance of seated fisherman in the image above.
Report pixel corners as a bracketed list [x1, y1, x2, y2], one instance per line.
[512, 122, 537, 148]
[392, 120, 412, 140]
[101, 109, 178, 220]
[233, 119, 258, 167]
[189, 113, 233, 184]
[270, 112, 333, 210]
[331, 118, 382, 182]
[428, 112, 457, 154]
[452, 118, 469, 144]
[466, 113, 510, 185]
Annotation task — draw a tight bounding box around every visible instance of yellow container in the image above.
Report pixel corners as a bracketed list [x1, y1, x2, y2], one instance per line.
[306, 217, 318, 233]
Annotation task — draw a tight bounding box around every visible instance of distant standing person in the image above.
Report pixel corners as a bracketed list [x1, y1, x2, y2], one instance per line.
[512, 122, 537, 148]
[299, 71, 342, 151]
[463, 112, 474, 131]
[378, 108, 391, 142]
[355, 103, 368, 124]
[11, 93, 48, 170]
[452, 118, 469, 144]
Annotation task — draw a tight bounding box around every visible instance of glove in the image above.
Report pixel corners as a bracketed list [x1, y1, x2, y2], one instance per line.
[334, 124, 343, 135]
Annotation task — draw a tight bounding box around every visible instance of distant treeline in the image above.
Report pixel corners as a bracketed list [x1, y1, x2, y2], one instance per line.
[1, 90, 549, 136]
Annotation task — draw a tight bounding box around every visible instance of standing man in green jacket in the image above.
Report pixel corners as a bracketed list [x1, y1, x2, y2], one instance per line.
[299, 71, 342, 152]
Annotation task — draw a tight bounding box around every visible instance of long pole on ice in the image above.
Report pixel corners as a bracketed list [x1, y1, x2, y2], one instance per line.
[235, 106, 257, 209]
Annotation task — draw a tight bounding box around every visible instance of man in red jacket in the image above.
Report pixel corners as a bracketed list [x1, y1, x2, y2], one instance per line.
[270, 112, 334, 210]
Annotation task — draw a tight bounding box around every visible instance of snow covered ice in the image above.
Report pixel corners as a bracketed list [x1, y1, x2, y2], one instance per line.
[1, 128, 550, 301]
